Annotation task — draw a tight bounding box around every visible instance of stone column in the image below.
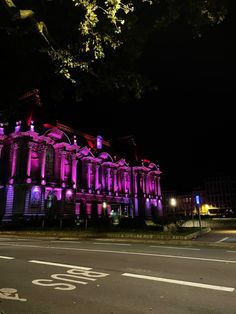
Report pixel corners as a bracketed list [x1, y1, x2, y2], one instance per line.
[60, 151, 66, 186]
[10, 143, 18, 183]
[142, 173, 146, 194]
[26, 143, 33, 182]
[157, 175, 161, 197]
[107, 167, 111, 192]
[40, 146, 47, 184]
[133, 171, 138, 194]
[146, 173, 150, 195]
[113, 169, 118, 193]
[87, 162, 92, 190]
[95, 164, 100, 191]
[71, 156, 78, 188]
[123, 171, 128, 194]
[101, 165, 106, 191]
[154, 177, 158, 196]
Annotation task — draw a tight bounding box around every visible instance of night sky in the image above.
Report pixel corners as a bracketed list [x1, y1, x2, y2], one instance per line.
[58, 14, 234, 193]
[0, 3, 235, 193]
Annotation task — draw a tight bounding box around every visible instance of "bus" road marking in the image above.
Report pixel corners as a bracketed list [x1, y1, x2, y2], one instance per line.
[31, 261, 109, 291]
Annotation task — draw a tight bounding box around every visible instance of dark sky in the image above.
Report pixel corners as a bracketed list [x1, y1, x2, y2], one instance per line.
[56, 14, 234, 193]
[1, 4, 234, 193]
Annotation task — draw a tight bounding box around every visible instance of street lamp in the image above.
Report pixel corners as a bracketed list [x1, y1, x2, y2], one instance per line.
[170, 197, 177, 218]
[102, 201, 107, 217]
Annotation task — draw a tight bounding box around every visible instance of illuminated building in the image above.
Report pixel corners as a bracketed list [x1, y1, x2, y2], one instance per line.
[0, 121, 163, 223]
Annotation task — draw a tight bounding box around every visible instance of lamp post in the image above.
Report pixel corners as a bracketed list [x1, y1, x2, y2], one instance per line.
[102, 201, 107, 217]
[170, 197, 177, 220]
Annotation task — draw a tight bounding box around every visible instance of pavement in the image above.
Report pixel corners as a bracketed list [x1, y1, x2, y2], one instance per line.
[0, 227, 236, 249]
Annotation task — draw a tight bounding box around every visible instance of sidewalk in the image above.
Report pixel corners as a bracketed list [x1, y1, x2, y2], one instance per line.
[1, 227, 236, 249]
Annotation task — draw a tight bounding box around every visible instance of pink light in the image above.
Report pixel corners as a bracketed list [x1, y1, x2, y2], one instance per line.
[30, 121, 34, 132]
[26, 178, 32, 183]
[66, 189, 73, 197]
[41, 179, 46, 185]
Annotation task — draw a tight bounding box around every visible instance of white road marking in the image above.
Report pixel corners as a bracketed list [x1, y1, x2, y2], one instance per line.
[216, 237, 229, 243]
[122, 273, 235, 292]
[0, 255, 14, 259]
[1, 243, 236, 264]
[47, 247, 236, 264]
[150, 245, 200, 251]
[50, 241, 81, 244]
[0, 238, 30, 241]
[32, 264, 109, 291]
[0, 243, 40, 248]
[93, 242, 131, 246]
[32, 279, 77, 291]
[29, 260, 92, 270]
[227, 251, 236, 253]
[0, 288, 27, 301]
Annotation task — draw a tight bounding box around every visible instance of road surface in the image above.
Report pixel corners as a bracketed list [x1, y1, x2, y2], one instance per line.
[1, 237, 236, 313]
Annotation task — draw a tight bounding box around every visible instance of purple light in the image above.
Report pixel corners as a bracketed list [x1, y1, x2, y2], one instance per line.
[32, 186, 41, 193]
[15, 121, 21, 133]
[97, 135, 103, 149]
[0, 123, 4, 135]
[195, 195, 200, 205]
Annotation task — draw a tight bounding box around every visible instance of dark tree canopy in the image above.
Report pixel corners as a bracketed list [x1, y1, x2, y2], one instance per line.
[0, 0, 229, 120]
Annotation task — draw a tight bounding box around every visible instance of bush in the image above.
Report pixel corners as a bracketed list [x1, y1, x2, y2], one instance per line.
[118, 217, 146, 229]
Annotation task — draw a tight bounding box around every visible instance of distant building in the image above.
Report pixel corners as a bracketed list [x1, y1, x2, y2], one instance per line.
[162, 191, 193, 217]
[0, 121, 163, 224]
[203, 174, 236, 214]
[162, 174, 236, 218]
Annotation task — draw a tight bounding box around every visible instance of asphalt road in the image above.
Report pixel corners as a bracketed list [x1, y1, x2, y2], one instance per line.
[196, 227, 236, 244]
[1, 237, 236, 314]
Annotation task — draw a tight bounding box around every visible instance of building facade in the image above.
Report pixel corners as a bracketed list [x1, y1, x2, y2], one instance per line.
[0, 121, 163, 223]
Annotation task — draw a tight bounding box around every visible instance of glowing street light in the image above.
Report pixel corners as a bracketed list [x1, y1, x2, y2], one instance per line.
[102, 201, 107, 216]
[170, 197, 177, 218]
